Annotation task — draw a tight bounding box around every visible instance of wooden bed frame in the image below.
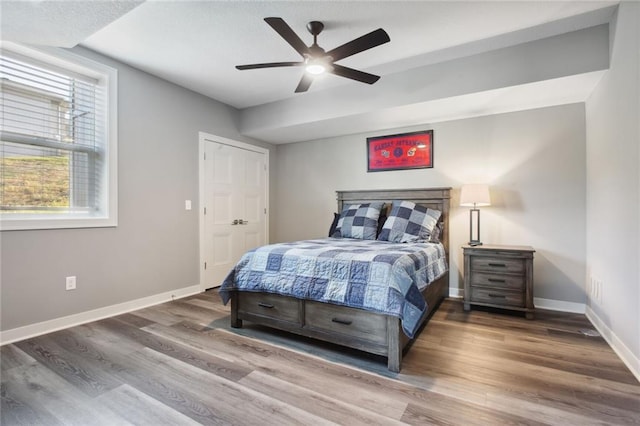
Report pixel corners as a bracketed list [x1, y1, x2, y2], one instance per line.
[229, 188, 451, 372]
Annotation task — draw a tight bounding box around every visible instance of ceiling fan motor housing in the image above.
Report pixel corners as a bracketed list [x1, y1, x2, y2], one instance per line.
[307, 21, 324, 36]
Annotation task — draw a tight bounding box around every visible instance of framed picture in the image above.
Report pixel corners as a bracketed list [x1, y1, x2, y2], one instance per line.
[367, 130, 433, 172]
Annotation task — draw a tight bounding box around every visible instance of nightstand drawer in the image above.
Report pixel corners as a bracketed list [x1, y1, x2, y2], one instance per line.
[471, 288, 524, 307]
[470, 272, 524, 290]
[471, 257, 524, 274]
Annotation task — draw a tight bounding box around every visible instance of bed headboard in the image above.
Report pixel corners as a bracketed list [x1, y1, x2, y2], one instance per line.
[336, 188, 451, 255]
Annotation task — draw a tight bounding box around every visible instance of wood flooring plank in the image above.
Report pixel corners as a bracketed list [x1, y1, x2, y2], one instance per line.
[421, 335, 640, 400]
[98, 350, 227, 425]
[404, 339, 640, 424]
[448, 339, 637, 384]
[139, 299, 230, 327]
[50, 332, 234, 426]
[238, 370, 406, 425]
[171, 299, 230, 320]
[438, 307, 613, 352]
[59, 317, 327, 425]
[431, 333, 639, 385]
[1, 345, 36, 373]
[125, 305, 182, 326]
[69, 320, 148, 356]
[400, 399, 547, 426]
[13, 334, 122, 398]
[131, 347, 337, 426]
[1, 381, 63, 426]
[100, 317, 252, 382]
[182, 295, 230, 312]
[3, 362, 133, 426]
[111, 312, 156, 328]
[484, 390, 622, 426]
[95, 384, 201, 426]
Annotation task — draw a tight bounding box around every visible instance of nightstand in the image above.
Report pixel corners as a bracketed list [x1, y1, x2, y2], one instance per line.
[463, 244, 535, 319]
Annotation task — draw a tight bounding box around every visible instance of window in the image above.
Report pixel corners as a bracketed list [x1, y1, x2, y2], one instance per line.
[0, 43, 117, 230]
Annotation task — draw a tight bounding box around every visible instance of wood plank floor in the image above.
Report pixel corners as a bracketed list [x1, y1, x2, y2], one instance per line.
[2, 291, 639, 425]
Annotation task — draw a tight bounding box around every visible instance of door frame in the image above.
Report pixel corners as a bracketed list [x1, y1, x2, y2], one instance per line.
[198, 131, 270, 292]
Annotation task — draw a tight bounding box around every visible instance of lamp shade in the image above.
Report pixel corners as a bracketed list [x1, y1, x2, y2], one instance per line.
[460, 184, 491, 207]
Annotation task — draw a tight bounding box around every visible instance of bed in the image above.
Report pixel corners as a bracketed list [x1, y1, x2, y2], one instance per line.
[219, 188, 450, 372]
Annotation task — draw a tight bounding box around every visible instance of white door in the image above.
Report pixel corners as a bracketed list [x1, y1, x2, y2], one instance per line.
[201, 140, 267, 289]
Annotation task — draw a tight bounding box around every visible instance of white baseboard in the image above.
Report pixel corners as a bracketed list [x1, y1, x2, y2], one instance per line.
[0, 284, 202, 345]
[450, 292, 587, 314]
[586, 306, 640, 383]
[449, 288, 464, 298]
[534, 297, 586, 314]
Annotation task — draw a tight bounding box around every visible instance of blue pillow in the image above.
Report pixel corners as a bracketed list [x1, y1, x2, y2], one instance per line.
[333, 202, 384, 240]
[378, 200, 441, 243]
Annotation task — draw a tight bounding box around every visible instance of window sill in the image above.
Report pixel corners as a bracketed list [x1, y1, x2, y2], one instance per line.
[0, 215, 117, 231]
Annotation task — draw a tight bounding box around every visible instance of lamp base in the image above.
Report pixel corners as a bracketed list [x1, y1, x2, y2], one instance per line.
[468, 208, 483, 248]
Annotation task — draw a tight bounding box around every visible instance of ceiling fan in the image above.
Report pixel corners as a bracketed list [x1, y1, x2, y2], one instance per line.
[236, 17, 390, 93]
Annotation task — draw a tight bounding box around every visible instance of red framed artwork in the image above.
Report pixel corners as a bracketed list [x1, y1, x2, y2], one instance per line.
[367, 130, 433, 172]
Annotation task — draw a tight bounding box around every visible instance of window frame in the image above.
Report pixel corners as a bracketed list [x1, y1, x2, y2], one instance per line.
[0, 42, 118, 231]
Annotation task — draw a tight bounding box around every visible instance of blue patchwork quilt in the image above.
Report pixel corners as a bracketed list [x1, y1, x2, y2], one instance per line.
[219, 238, 448, 338]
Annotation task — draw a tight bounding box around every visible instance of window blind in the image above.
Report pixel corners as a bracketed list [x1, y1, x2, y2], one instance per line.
[1, 51, 106, 214]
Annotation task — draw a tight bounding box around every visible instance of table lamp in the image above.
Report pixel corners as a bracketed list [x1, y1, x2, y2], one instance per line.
[460, 184, 491, 246]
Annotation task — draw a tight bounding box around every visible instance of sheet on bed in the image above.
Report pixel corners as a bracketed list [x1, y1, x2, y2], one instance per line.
[219, 238, 447, 338]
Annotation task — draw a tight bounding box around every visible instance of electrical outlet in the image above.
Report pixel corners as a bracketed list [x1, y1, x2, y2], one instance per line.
[589, 275, 603, 303]
[596, 279, 603, 303]
[66, 276, 76, 291]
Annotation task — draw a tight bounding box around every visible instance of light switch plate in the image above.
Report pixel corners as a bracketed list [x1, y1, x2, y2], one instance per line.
[185, 200, 192, 210]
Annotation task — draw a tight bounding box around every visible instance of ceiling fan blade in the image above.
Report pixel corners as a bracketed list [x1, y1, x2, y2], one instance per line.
[236, 61, 303, 70]
[294, 73, 314, 93]
[330, 64, 380, 84]
[326, 28, 390, 62]
[264, 17, 310, 57]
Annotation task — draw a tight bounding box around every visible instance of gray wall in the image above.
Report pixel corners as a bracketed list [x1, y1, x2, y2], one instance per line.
[274, 104, 587, 304]
[585, 2, 639, 362]
[0, 46, 274, 331]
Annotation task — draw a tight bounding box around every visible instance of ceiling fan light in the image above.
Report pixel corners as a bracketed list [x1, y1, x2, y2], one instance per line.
[306, 63, 326, 75]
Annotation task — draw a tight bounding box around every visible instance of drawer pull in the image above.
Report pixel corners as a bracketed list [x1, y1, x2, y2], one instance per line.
[488, 263, 507, 267]
[488, 278, 506, 283]
[488, 293, 507, 298]
[331, 318, 353, 326]
[257, 302, 274, 309]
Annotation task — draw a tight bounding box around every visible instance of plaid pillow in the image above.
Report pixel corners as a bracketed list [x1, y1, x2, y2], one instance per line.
[333, 202, 384, 240]
[429, 221, 443, 242]
[378, 200, 441, 243]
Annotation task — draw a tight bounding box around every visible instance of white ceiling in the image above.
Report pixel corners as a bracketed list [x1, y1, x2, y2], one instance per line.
[1, 0, 619, 144]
